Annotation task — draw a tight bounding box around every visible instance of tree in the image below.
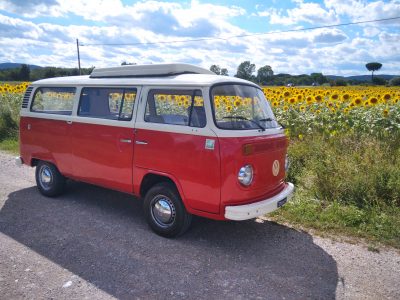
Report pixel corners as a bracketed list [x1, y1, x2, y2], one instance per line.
[210, 64, 221, 74]
[310, 73, 327, 85]
[121, 61, 136, 65]
[220, 68, 229, 76]
[210, 65, 229, 76]
[389, 77, 400, 86]
[365, 62, 382, 81]
[235, 61, 256, 81]
[256, 65, 273, 85]
[19, 64, 30, 81]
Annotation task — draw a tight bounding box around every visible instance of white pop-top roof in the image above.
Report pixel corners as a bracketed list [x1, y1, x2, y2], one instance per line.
[90, 63, 214, 78]
[31, 63, 259, 88]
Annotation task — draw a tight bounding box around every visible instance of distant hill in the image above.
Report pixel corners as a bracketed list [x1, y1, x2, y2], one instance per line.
[326, 74, 397, 82]
[0, 63, 42, 70]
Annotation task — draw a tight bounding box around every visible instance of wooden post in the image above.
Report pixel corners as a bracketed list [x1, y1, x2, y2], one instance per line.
[76, 39, 81, 75]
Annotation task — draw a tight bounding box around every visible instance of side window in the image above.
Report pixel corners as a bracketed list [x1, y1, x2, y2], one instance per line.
[78, 87, 137, 120]
[145, 90, 206, 127]
[31, 87, 76, 115]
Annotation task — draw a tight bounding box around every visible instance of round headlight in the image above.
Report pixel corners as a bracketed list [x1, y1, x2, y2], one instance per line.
[285, 154, 290, 171]
[238, 165, 253, 186]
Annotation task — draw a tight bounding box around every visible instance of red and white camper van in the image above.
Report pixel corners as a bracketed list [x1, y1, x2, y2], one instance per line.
[17, 63, 294, 237]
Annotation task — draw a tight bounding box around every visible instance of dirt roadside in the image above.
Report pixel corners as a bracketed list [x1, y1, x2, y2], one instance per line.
[0, 151, 399, 299]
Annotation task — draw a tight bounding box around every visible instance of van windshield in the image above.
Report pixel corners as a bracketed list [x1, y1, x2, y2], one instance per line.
[211, 84, 279, 130]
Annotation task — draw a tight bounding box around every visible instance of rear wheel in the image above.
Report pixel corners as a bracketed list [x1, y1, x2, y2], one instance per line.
[35, 161, 66, 197]
[143, 182, 192, 238]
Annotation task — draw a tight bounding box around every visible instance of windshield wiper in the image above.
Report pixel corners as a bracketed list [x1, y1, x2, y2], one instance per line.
[223, 116, 265, 131]
[258, 117, 285, 129]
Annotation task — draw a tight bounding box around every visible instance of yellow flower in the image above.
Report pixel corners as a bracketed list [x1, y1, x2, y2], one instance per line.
[331, 94, 339, 101]
[314, 95, 322, 102]
[233, 99, 242, 107]
[383, 109, 389, 117]
[369, 97, 378, 105]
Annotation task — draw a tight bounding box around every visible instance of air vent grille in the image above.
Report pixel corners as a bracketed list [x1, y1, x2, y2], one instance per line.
[22, 86, 33, 108]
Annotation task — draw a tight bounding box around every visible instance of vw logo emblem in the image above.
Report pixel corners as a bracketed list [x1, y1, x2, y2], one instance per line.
[272, 160, 280, 176]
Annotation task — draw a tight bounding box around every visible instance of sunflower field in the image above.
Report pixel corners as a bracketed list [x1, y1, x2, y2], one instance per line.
[1, 82, 400, 246]
[263, 86, 400, 140]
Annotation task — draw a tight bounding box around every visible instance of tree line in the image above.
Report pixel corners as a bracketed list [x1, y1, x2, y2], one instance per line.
[1, 62, 398, 86]
[0, 64, 93, 81]
[211, 61, 329, 86]
[211, 61, 399, 86]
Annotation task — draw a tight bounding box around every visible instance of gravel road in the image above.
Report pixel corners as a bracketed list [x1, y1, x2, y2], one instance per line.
[0, 151, 399, 300]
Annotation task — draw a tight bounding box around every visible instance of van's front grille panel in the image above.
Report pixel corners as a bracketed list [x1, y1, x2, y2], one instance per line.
[22, 86, 33, 108]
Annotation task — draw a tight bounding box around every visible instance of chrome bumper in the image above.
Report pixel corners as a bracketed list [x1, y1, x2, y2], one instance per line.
[15, 156, 23, 167]
[225, 183, 294, 221]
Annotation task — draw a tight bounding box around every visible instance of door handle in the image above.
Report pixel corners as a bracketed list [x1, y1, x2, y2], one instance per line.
[120, 139, 132, 143]
[135, 140, 148, 145]
[66, 120, 72, 125]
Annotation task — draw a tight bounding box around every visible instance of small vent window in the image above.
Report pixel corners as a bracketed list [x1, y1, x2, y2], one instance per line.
[22, 86, 34, 108]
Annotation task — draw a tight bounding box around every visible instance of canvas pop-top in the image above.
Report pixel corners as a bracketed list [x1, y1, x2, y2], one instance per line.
[17, 63, 294, 237]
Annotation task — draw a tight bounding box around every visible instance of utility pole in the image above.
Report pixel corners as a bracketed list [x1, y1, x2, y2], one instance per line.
[76, 39, 81, 75]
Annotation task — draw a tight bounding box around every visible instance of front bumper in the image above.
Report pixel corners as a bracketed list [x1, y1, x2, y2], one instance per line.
[224, 182, 294, 221]
[15, 156, 23, 167]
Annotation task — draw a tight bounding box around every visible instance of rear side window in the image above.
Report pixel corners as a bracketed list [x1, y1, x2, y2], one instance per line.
[145, 89, 206, 127]
[78, 87, 137, 121]
[31, 87, 76, 115]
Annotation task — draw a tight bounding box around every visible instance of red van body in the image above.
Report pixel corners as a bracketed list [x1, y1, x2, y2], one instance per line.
[18, 64, 294, 236]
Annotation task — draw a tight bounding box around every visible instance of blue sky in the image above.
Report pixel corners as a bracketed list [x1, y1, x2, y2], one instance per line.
[0, 0, 399, 76]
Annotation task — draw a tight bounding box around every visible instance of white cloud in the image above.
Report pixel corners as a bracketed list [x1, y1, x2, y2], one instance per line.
[257, 1, 339, 25]
[0, 1, 399, 76]
[324, 0, 400, 22]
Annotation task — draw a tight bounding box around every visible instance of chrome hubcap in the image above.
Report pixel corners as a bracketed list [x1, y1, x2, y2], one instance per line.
[151, 196, 176, 227]
[39, 166, 53, 189]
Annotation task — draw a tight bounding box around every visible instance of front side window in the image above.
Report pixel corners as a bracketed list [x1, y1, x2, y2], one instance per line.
[78, 87, 137, 120]
[31, 87, 76, 115]
[145, 89, 206, 127]
[211, 84, 279, 130]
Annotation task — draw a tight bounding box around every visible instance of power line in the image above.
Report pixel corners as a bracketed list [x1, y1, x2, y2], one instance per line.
[81, 16, 400, 47]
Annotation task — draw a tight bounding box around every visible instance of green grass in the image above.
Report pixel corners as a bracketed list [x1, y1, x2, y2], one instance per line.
[270, 133, 400, 249]
[270, 191, 400, 248]
[0, 138, 19, 154]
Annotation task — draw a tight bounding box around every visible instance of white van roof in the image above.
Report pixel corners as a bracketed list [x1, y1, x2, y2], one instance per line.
[31, 64, 260, 88]
[90, 63, 214, 78]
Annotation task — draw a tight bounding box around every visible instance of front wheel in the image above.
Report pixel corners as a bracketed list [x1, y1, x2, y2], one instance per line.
[143, 182, 192, 238]
[35, 161, 66, 197]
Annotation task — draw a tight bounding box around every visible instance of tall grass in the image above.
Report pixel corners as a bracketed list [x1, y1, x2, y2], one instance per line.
[0, 93, 22, 152]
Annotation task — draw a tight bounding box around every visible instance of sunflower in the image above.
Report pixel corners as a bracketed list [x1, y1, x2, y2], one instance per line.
[314, 95, 322, 102]
[382, 93, 391, 102]
[353, 98, 362, 106]
[331, 94, 339, 101]
[233, 99, 242, 107]
[283, 91, 290, 98]
[369, 97, 378, 105]
[226, 105, 233, 112]
[342, 93, 350, 101]
[383, 108, 389, 117]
